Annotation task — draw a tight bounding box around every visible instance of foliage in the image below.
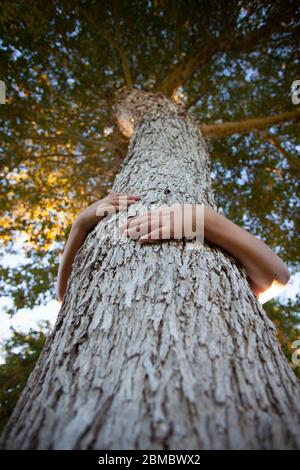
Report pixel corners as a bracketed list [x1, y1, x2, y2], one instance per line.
[265, 296, 300, 380]
[0, 321, 51, 432]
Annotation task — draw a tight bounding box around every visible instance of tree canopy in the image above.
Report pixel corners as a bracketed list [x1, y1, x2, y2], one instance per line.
[0, 321, 50, 432]
[0, 1, 299, 364]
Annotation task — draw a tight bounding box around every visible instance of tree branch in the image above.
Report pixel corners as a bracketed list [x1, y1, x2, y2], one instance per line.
[111, 0, 133, 89]
[200, 109, 300, 138]
[78, 5, 133, 89]
[24, 133, 103, 146]
[263, 132, 300, 172]
[156, 3, 298, 97]
[156, 44, 215, 96]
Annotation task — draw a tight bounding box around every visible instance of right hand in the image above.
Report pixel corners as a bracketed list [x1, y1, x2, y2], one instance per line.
[74, 192, 140, 233]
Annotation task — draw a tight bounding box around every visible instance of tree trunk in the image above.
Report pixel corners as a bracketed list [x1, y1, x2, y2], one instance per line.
[1, 91, 300, 450]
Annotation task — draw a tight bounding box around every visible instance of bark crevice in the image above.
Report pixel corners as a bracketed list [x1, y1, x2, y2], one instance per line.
[1, 92, 299, 450]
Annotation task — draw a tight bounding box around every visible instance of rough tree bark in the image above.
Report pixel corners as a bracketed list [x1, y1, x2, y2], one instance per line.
[1, 90, 300, 450]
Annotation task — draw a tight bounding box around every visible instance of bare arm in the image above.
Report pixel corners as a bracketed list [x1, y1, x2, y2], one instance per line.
[56, 193, 140, 303]
[56, 222, 88, 303]
[122, 204, 290, 304]
[203, 206, 290, 304]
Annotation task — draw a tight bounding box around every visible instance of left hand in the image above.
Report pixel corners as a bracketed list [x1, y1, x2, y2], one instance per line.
[121, 203, 201, 243]
[74, 192, 140, 233]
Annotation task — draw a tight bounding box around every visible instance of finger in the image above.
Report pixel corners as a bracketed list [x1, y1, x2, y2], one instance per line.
[109, 193, 140, 201]
[127, 210, 165, 227]
[140, 225, 171, 243]
[158, 210, 163, 240]
[95, 204, 118, 217]
[124, 219, 161, 239]
[109, 196, 140, 207]
[126, 194, 140, 199]
[113, 199, 137, 210]
[122, 212, 159, 231]
[121, 206, 173, 229]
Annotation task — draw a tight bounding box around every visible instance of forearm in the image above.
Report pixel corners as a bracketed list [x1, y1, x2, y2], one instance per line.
[56, 220, 88, 303]
[203, 205, 290, 302]
[55, 192, 140, 303]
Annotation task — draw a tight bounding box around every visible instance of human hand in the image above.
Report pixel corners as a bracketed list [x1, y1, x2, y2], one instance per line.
[121, 203, 203, 243]
[74, 192, 140, 233]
